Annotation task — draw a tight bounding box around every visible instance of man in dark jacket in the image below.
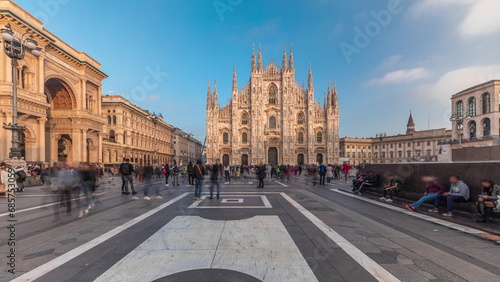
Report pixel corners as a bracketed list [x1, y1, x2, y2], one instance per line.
[209, 163, 220, 199]
[354, 171, 380, 195]
[187, 162, 194, 186]
[119, 159, 136, 197]
[257, 164, 266, 188]
[193, 160, 207, 200]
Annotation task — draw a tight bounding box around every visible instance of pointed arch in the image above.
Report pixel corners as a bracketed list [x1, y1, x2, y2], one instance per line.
[268, 83, 278, 104]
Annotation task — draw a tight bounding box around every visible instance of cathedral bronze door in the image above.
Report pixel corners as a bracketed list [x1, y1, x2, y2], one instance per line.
[268, 147, 278, 165]
[297, 154, 304, 165]
[223, 154, 230, 166]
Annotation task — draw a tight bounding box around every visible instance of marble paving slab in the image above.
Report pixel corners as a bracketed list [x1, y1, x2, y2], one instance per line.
[94, 215, 318, 282]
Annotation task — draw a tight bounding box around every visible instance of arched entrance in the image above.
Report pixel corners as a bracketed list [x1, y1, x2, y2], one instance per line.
[316, 153, 323, 165]
[268, 147, 278, 165]
[223, 154, 230, 166]
[58, 139, 70, 162]
[297, 154, 304, 165]
[241, 154, 248, 165]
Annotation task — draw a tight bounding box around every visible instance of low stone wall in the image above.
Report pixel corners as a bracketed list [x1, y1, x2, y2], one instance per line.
[364, 162, 500, 202]
[452, 145, 500, 161]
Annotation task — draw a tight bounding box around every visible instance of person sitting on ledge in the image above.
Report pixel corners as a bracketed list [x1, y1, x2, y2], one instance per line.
[475, 179, 500, 223]
[428, 175, 469, 217]
[354, 171, 380, 195]
[403, 176, 445, 212]
[379, 174, 401, 203]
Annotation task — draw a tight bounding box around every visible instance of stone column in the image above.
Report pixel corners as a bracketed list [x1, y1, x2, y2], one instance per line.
[37, 117, 47, 162]
[71, 128, 83, 163]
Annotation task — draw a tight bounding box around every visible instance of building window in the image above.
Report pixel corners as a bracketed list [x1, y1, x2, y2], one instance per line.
[417, 142, 420, 146]
[242, 132, 248, 143]
[390, 144, 393, 149]
[109, 130, 116, 142]
[468, 97, 476, 117]
[398, 143, 402, 148]
[457, 100, 463, 117]
[297, 112, 305, 125]
[123, 131, 127, 144]
[427, 141, 431, 146]
[398, 151, 402, 158]
[407, 151, 411, 158]
[108, 116, 112, 125]
[483, 118, 491, 137]
[223, 132, 229, 144]
[298, 132, 304, 144]
[242, 112, 249, 125]
[469, 120, 476, 139]
[407, 142, 411, 147]
[316, 132, 323, 142]
[113, 116, 117, 125]
[374, 145, 378, 149]
[482, 93, 491, 114]
[269, 116, 277, 129]
[390, 151, 394, 159]
[269, 84, 278, 104]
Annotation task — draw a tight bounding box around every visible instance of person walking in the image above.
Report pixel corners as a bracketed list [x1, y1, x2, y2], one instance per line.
[224, 165, 231, 183]
[318, 164, 326, 185]
[257, 164, 266, 188]
[171, 162, 180, 186]
[342, 162, 350, 182]
[326, 165, 334, 183]
[193, 160, 206, 200]
[209, 163, 220, 199]
[119, 158, 137, 198]
[187, 162, 194, 186]
[162, 164, 170, 186]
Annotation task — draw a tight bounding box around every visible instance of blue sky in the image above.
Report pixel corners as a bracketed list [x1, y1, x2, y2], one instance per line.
[14, 0, 500, 140]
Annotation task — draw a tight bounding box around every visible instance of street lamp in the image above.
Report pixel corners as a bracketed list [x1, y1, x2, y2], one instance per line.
[375, 132, 386, 164]
[450, 113, 470, 149]
[1, 24, 41, 160]
[148, 112, 162, 166]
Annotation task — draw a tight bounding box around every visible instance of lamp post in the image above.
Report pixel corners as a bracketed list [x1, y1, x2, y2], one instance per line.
[450, 113, 469, 149]
[148, 112, 162, 167]
[1, 24, 41, 160]
[375, 132, 386, 164]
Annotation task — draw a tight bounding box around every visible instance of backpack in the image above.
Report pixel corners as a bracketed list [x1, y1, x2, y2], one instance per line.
[16, 170, 27, 180]
[161, 168, 167, 174]
[173, 166, 180, 174]
[320, 166, 326, 173]
[120, 163, 131, 175]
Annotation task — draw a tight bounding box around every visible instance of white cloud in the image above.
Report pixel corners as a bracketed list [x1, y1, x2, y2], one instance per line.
[374, 55, 403, 73]
[367, 67, 430, 85]
[410, 0, 474, 16]
[460, 0, 500, 37]
[414, 65, 500, 105]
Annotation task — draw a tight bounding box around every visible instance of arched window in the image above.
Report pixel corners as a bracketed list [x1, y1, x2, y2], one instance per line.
[456, 101, 463, 117]
[483, 118, 491, 137]
[242, 132, 248, 143]
[21, 66, 27, 89]
[241, 112, 249, 125]
[108, 116, 112, 125]
[297, 112, 305, 125]
[316, 132, 323, 142]
[109, 130, 116, 142]
[469, 121, 476, 139]
[223, 132, 229, 144]
[269, 84, 277, 104]
[482, 93, 491, 114]
[113, 116, 117, 125]
[297, 132, 304, 144]
[269, 116, 277, 129]
[468, 97, 476, 117]
[123, 131, 127, 144]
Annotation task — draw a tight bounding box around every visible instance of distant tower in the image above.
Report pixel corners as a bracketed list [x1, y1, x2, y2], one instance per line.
[406, 111, 415, 134]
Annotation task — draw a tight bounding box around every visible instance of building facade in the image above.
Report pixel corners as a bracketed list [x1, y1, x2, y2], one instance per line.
[206, 46, 340, 166]
[172, 128, 203, 166]
[450, 80, 500, 148]
[0, 1, 106, 164]
[340, 113, 453, 164]
[101, 95, 174, 166]
[339, 138, 373, 165]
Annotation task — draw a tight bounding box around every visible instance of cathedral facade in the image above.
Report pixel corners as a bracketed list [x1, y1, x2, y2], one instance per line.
[206, 45, 340, 166]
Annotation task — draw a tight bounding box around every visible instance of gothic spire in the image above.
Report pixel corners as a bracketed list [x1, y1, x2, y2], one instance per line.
[289, 44, 294, 70]
[206, 80, 212, 109]
[213, 80, 219, 110]
[332, 81, 338, 109]
[257, 44, 262, 69]
[232, 62, 238, 93]
[308, 63, 313, 90]
[282, 44, 287, 70]
[251, 44, 256, 72]
[406, 110, 415, 134]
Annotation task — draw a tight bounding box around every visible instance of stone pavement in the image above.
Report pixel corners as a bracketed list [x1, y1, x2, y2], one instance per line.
[0, 177, 499, 281]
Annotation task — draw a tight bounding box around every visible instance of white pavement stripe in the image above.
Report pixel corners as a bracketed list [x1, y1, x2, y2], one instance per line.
[329, 189, 485, 235]
[0, 192, 104, 217]
[275, 181, 288, 187]
[280, 192, 401, 282]
[11, 193, 190, 282]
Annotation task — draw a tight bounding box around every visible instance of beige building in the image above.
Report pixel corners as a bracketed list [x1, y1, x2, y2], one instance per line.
[101, 94, 174, 166]
[206, 45, 340, 166]
[0, 1, 106, 164]
[172, 128, 203, 166]
[450, 80, 500, 148]
[339, 138, 373, 165]
[341, 113, 453, 164]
